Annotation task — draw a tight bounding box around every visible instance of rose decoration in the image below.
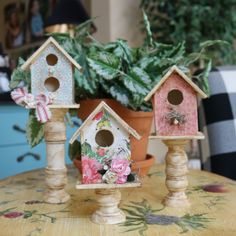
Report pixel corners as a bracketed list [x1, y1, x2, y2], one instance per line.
[110, 159, 131, 184]
[82, 156, 103, 184]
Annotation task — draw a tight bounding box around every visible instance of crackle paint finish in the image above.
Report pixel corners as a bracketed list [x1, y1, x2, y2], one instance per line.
[80, 110, 131, 184]
[31, 43, 74, 105]
[154, 72, 198, 136]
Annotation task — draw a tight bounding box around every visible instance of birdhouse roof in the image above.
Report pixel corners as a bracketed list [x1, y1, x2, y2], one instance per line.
[144, 65, 208, 101]
[69, 101, 141, 144]
[21, 37, 82, 71]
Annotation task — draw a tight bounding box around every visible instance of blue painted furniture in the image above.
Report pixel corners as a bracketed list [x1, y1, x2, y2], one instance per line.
[0, 104, 79, 179]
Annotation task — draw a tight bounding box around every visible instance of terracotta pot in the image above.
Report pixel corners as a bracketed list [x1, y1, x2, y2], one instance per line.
[131, 154, 155, 177]
[73, 159, 82, 174]
[78, 99, 154, 175]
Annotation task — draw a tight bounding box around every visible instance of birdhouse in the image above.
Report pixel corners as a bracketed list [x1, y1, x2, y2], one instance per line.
[70, 101, 141, 185]
[144, 66, 207, 136]
[21, 37, 81, 106]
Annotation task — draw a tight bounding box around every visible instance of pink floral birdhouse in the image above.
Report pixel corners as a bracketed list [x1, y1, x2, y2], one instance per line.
[70, 101, 141, 185]
[144, 66, 207, 137]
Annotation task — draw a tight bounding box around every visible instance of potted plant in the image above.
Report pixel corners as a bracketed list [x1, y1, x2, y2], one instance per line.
[9, 12, 224, 176]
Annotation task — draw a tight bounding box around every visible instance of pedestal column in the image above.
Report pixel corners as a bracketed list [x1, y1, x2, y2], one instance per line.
[91, 189, 126, 224]
[44, 108, 70, 204]
[162, 139, 190, 207]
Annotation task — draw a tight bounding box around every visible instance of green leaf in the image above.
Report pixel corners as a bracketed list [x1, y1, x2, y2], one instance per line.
[182, 52, 202, 66]
[113, 39, 134, 64]
[81, 142, 93, 157]
[200, 40, 230, 50]
[26, 113, 44, 147]
[69, 140, 81, 161]
[193, 59, 212, 95]
[10, 58, 30, 90]
[74, 69, 97, 95]
[87, 51, 121, 80]
[142, 10, 153, 47]
[103, 82, 130, 107]
[122, 67, 151, 96]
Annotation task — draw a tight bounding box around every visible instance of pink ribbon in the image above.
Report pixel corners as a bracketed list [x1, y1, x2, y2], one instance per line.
[11, 87, 53, 123]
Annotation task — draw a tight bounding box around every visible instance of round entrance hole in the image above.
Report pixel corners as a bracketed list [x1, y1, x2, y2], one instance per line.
[95, 129, 114, 147]
[167, 89, 183, 105]
[44, 77, 60, 92]
[46, 54, 58, 66]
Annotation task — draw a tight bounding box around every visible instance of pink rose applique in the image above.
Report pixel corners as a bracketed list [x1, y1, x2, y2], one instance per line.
[82, 156, 102, 184]
[110, 159, 131, 184]
[116, 175, 128, 184]
[93, 111, 103, 121]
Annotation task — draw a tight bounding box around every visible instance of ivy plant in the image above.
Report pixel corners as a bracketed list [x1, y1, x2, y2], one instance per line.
[10, 12, 224, 148]
[140, 0, 234, 65]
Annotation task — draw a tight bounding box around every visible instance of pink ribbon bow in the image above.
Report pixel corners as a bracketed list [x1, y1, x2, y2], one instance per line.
[11, 87, 53, 123]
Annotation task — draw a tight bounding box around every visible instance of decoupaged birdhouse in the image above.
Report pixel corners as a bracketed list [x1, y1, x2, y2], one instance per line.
[21, 37, 81, 106]
[70, 101, 141, 185]
[144, 65, 207, 136]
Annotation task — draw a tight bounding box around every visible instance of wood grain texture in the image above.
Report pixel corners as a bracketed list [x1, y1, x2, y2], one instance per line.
[163, 139, 190, 207]
[0, 164, 236, 236]
[91, 189, 126, 224]
[44, 108, 70, 204]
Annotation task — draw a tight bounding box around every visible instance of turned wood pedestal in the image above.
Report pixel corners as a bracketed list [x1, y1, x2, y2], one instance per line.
[92, 189, 125, 224]
[76, 182, 141, 224]
[44, 108, 70, 204]
[44, 105, 79, 204]
[163, 139, 190, 207]
[149, 133, 204, 208]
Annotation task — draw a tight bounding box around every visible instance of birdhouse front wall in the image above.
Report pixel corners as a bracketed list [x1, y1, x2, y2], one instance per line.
[31, 44, 74, 105]
[80, 110, 132, 184]
[154, 73, 198, 136]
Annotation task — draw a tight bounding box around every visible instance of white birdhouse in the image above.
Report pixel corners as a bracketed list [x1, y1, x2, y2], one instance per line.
[70, 101, 141, 185]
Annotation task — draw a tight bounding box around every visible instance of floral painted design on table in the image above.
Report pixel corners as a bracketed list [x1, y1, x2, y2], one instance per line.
[120, 199, 212, 235]
[0, 165, 236, 236]
[81, 109, 134, 184]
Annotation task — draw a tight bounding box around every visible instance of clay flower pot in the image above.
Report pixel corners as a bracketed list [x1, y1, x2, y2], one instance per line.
[73, 159, 82, 173]
[77, 99, 154, 176]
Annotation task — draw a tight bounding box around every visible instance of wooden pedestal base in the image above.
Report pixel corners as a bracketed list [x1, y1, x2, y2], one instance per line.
[163, 139, 190, 208]
[44, 167, 70, 204]
[91, 189, 126, 224]
[44, 108, 70, 204]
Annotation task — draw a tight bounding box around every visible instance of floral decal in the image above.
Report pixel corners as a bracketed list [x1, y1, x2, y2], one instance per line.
[4, 211, 24, 218]
[202, 184, 228, 193]
[93, 111, 104, 121]
[82, 156, 102, 184]
[81, 109, 134, 184]
[120, 199, 212, 235]
[93, 110, 112, 129]
[0, 205, 70, 223]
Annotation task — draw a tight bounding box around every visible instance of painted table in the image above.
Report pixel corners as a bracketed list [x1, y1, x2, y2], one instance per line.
[0, 164, 235, 236]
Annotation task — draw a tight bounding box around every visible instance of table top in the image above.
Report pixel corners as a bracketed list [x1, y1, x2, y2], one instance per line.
[0, 164, 236, 236]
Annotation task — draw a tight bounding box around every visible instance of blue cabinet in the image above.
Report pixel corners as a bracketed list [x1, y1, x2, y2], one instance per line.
[0, 105, 79, 179]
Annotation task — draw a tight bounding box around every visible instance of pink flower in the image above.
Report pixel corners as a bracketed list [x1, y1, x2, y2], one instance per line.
[93, 111, 103, 120]
[82, 156, 102, 184]
[116, 175, 128, 184]
[110, 159, 131, 176]
[4, 212, 23, 218]
[97, 148, 106, 156]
